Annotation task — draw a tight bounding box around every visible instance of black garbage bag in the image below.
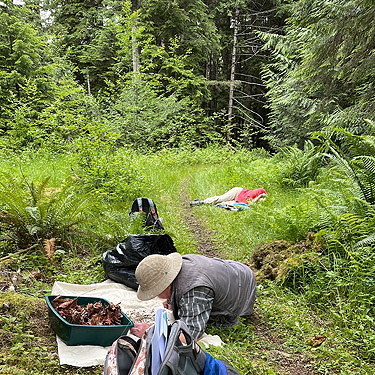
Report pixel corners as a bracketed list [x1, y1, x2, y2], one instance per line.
[102, 234, 177, 290]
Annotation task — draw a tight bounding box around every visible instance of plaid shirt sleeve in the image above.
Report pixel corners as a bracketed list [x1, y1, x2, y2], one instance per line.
[177, 286, 214, 340]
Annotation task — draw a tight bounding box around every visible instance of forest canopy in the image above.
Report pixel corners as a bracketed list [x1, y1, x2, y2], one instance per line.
[0, 0, 373, 152]
[1, 0, 374, 153]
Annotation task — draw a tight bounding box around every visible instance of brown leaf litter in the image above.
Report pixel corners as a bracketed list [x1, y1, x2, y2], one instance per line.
[51, 296, 123, 326]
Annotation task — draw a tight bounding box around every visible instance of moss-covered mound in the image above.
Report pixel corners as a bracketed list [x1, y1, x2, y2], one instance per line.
[251, 232, 325, 283]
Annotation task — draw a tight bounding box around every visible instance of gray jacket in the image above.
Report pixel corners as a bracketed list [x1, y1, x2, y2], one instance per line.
[172, 254, 257, 318]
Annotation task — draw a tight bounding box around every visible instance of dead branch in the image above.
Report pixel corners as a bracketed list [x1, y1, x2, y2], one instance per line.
[0, 244, 39, 262]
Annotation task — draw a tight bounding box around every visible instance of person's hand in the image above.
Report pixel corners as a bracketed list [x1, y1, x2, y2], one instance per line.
[258, 193, 267, 201]
[130, 322, 150, 338]
[162, 299, 172, 310]
[253, 193, 267, 203]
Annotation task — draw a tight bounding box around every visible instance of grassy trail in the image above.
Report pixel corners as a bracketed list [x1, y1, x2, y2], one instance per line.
[154, 164, 375, 375]
[171, 169, 316, 374]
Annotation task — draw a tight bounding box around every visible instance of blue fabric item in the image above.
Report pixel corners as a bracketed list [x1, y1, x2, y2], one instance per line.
[233, 202, 250, 210]
[151, 309, 168, 375]
[217, 203, 250, 211]
[204, 353, 227, 375]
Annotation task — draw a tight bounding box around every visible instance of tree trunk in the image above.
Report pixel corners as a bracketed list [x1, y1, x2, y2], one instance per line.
[86, 69, 91, 95]
[227, 4, 239, 143]
[131, 0, 140, 74]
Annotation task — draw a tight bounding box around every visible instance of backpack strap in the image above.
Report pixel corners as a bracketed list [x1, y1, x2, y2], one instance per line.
[147, 198, 154, 210]
[148, 198, 161, 229]
[129, 326, 154, 375]
[137, 198, 143, 213]
[148, 198, 157, 218]
[158, 320, 202, 375]
[143, 326, 155, 375]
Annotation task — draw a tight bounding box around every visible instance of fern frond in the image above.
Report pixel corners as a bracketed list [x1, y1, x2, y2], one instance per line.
[354, 234, 375, 249]
[279, 140, 323, 187]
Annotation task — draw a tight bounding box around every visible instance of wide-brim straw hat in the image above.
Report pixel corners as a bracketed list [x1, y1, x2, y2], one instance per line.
[136, 252, 182, 301]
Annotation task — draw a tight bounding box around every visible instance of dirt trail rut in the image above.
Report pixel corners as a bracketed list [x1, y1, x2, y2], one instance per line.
[180, 181, 220, 258]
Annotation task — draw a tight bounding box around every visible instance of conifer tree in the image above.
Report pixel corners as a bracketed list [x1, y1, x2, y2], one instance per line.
[260, 0, 375, 149]
[0, 1, 56, 131]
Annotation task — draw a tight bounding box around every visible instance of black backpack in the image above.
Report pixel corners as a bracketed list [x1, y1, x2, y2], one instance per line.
[129, 198, 164, 230]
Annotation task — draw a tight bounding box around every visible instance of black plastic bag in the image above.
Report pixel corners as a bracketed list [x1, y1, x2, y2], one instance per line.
[102, 234, 177, 290]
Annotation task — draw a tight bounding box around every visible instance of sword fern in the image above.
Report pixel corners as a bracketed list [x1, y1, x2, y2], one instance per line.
[0, 173, 96, 253]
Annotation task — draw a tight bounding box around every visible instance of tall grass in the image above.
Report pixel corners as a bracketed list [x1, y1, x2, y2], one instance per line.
[0, 149, 73, 187]
[184, 154, 321, 250]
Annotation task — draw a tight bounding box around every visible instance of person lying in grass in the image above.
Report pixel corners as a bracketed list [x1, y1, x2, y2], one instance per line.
[130, 253, 257, 340]
[189, 187, 267, 207]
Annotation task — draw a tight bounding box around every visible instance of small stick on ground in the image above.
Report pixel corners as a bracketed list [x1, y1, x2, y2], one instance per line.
[0, 244, 39, 262]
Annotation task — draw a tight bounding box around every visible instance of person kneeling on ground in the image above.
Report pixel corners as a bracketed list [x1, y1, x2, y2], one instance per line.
[130, 253, 257, 340]
[190, 187, 267, 207]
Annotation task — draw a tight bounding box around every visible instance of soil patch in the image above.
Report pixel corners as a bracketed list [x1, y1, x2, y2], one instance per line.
[180, 180, 221, 257]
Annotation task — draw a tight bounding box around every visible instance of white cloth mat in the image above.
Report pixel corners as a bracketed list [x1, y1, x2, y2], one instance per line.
[50, 279, 223, 367]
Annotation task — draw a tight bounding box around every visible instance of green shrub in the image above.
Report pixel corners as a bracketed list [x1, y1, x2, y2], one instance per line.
[72, 122, 146, 201]
[0, 173, 95, 253]
[109, 78, 219, 150]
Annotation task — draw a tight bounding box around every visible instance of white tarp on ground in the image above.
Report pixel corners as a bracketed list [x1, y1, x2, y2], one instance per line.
[50, 279, 223, 367]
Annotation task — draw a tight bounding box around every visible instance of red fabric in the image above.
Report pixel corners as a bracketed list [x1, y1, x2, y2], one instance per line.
[236, 188, 267, 204]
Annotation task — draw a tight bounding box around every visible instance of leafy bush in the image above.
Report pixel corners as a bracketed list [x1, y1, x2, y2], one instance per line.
[108, 77, 220, 150]
[28, 87, 100, 152]
[72, 122, 146, 201]
[145, 145, 271, 169]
